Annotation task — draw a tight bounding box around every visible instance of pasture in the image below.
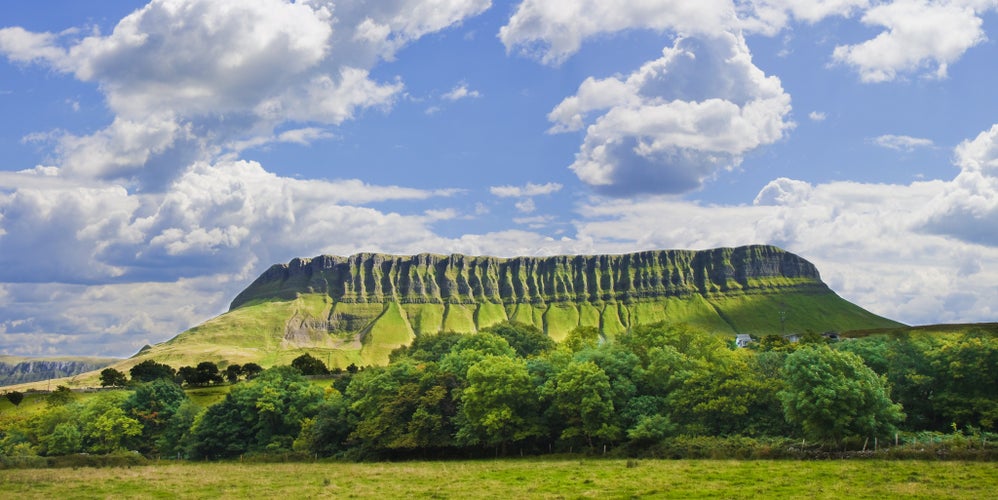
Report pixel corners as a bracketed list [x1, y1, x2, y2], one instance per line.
[1, 458, 995, 498]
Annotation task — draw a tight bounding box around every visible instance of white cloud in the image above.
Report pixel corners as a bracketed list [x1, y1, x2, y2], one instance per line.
[808, 111, 827, 121]
[443, 82, 481, 101]
[918, 123, 998, 245]
[0, 0, 490, 189]
[831, 0, 993, 82]
[500, 0, 737, 65]
[953, 123, 998, 175]
[549, 32, 793, 195]
[738, 0, 871, 35]
[489, 181, 563, 197]
[872, 134, 935, 151]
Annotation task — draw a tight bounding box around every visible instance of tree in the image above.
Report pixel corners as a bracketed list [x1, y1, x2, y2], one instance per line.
[549, 360, 619, 447]
[123, 378, 190, 454]
[780, 346, 904, 443]
[5, 390, 24, 407]
[195, 361, 224, 386]
[225, 364, 243, 383]
[457, 356, 542, 454]
[78, 392, 142, 453]
[294, 391, 351, 457]
[242, 362, 264, 379]
[389, 331, 464, 363]
[99, 368, 129, 388]
[927, 332, 998, 430]
[176, 366, 199, 386]
[563, 326, 601, 353]
[129, 360, 176, 383]
[190, 366, 323, 458]
[291, 353, 329, 376]
[345, 360, 459, 452]
[44, 422, 82, 456]
[482, 321, 555, 358]
[47, 385, 75, 407]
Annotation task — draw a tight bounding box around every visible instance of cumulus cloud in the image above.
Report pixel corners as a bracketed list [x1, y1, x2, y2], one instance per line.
[0, 0, 491, 189]
[872, 134, 935, 152]
[808, 111, 827, 121]
[918, 123, 998, 245]
[549, 32, 793, 196]
[831, 0, 993, 82]
[500, 0, 736, 65]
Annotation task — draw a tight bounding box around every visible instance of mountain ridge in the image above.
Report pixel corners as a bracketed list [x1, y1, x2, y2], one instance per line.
[231, 245, 827, 309]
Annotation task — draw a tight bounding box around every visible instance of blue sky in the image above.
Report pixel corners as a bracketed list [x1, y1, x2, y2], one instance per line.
[1, 0, 997, 357]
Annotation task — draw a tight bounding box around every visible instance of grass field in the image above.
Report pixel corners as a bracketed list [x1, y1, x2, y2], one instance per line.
[0, 458, 994, 498]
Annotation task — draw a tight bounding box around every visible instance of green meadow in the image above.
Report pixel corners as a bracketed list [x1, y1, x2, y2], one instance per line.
[1, 459, 995, 499]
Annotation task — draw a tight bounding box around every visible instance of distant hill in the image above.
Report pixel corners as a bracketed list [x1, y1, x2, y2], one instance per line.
[115, 245, 902, 371]
[0, 356, 119, 387]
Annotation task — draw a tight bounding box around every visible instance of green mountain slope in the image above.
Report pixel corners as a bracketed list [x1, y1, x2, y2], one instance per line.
[121, 245, 901, 370]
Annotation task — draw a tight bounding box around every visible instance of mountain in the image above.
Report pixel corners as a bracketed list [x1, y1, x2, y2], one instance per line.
[0, 356, 119, 386]
[120, 245, 902, 371]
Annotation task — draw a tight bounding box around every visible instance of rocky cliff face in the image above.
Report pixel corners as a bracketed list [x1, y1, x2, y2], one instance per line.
[231, 245, 825, 309]
[0, 358, 118, 386]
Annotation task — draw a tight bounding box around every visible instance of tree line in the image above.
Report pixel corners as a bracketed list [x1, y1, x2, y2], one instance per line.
[1, 322, 994, 460]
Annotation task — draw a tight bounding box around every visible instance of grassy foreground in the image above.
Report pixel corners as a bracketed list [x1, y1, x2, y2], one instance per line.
[1, 459, 995, 498]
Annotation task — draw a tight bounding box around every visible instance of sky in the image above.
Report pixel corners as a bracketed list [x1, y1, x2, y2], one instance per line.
[1, 0, 997, 358]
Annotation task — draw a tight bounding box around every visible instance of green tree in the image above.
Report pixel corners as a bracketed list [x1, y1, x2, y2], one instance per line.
[457, 356, 542, 454]
[390, 331, 465, 363]
[46, 385, 75, 407]
[129, 360, 176, 383]
[482, 321, 555, 358]
[224, 364, 243, 383]
[158, 399, 201, 459]
[549, 360, 619, 447]
[927, 332, 998, 430]
[294, 390, 351, 457]
[99, 368, 129, 388]
[291, 353, 329, 376]
[5, 390, 24, 407]
[780, 346, 904, 443]
[242, 362, 264, 379]
[123, 378, 190, 454]
[563, 326, 601, 353]
[190, 366, 323, 458]
[346, 360, 459, 452]
[43, 422, 82, 456]
[78, 392, 142, 453]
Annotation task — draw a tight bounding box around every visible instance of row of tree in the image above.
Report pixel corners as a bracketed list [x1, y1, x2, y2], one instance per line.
[1, 322, 994, 460]
[100, 360, 266, 388]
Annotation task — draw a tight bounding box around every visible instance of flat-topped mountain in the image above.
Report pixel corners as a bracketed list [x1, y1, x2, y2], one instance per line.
[231, 245, 824, 309]
[120, 245, 900, 371]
